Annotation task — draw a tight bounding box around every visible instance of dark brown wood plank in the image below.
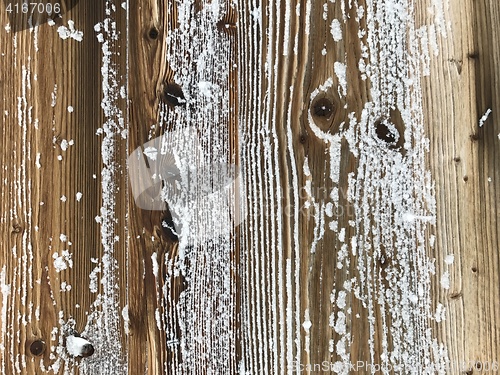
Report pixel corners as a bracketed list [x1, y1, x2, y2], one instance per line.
[127, 0, 239, 373]
[0, 0, 498, 374]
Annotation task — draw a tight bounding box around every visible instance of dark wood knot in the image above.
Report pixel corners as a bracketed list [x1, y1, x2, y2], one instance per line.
[449, 292, 462, 300]
[312, 97, 334, 119]
[29, 340, 46, 356]
[148, 27, 159, 40]
[161, 213, 179, 243]
[469, 133, 480, 142]
[467, 52, 479, 60]
[162, 82, 185, 108]
[80, 343, 94, 357]
[11, 221, 24, 234]
[375, 119, 398, 144]
[373, 109, 406, 152]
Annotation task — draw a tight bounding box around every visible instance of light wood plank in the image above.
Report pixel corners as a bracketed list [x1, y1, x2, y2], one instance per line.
[0, 0, 498, 374]
[423, 0, 500, 372]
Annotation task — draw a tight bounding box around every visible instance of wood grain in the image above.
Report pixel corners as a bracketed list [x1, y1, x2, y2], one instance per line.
[0, 1, 129, 373]
[0, 0, 498, 374]
[127, 0, 239, 373]
[423, 0, 500, 372]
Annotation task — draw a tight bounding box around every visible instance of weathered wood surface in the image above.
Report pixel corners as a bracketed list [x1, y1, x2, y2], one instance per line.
[425, 0, 500, 372]
[0, 0, 498, 374]
[0, 1, 129, 374]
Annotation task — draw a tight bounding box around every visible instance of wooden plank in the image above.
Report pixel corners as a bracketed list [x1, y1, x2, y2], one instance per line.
[0, 0, 498, 374]
[235, 0, 497, 373]
[0, 1, 129, 373]
[423, 0, 500, 372]
[126, 2, 169, 373]
[127, 0, 239, 373]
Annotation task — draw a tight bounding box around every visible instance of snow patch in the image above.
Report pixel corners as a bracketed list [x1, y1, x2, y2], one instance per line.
[334, 62, 347, 97]
[122, 305, 130, 335]
[35, 153, 41, 169]
[444, 254, 454, 265]
[52, 251, 73, 272]
[66, 335, 92, 357]
[57, 20, 84, 42]
[330, 19, 343, 41]
[479, 108, 492, 127]
[440, 271, 450, 289]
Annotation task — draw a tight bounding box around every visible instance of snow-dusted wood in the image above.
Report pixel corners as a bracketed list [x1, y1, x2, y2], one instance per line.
[0, 1, 128, 374]
[127, 0, 240, 373]
[238, 0, 435, 371]
[237, 0, 499, 373]
[0, 0, 499, 374]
